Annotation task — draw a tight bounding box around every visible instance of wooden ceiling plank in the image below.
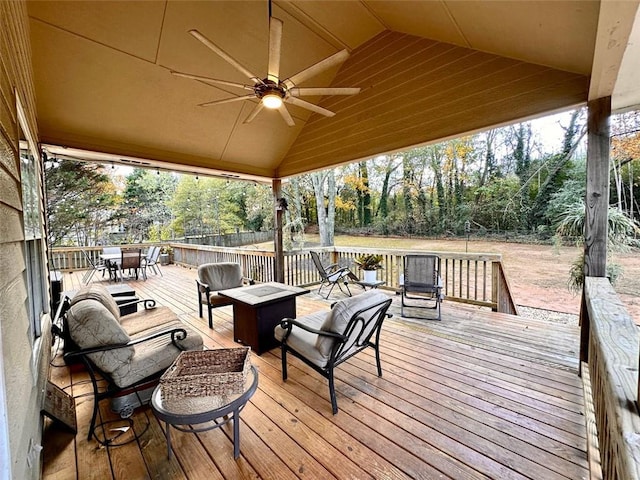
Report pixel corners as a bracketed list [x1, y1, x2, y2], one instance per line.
[291, 56, 543, 152]
[334, 31, 425, 81]
[311, 48, 497, 125]
[281, 70, 586, 168]
[286, 72, 585, 164]
[279, 80, 587, 177]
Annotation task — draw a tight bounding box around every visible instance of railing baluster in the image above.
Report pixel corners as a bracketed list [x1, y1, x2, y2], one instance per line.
[52, 244, 514, 312]
[466, 259, 470, 300]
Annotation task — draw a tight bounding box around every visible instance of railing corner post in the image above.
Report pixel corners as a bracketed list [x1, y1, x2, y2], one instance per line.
[579, 287, 590, 375]
[491, 262, 499, 312]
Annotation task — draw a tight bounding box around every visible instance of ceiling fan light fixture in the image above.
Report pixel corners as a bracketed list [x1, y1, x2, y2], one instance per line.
[262, 93, 283, 109]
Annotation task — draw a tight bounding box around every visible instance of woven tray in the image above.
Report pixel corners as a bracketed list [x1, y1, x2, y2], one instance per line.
[160, 347, 251, 398]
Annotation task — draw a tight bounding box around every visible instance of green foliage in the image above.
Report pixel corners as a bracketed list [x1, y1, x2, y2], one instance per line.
[471, 175, 522, 232]
[45, 159, 117, 246]
[567, 252, 623, 294]
[354, 254, 384, 270]
[556, 201, 639, 292]
[545, 160, 586, 228]
[118, 169, 177, 243]
[555, 202, 640, 250]
[169, 177, 273, 238]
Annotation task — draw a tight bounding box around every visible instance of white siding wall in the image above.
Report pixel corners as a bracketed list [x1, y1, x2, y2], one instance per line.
[0, 2, 50, 479]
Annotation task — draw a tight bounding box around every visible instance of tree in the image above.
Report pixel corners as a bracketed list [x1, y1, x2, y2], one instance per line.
[374, 155, 401, 234]
[310, 170, 337, 246]
[119, 169, 177, 242]
[527, 109, 586, 229]
[282, 177, 305, 250]
[611, 111, 640, 221]
[45, 159, 117, 246]
[244, 183, 274, 232]
[358, 161, 372, 226]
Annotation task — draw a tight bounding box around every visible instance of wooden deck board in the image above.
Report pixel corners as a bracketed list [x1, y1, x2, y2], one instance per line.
[42, 265, 591, 480]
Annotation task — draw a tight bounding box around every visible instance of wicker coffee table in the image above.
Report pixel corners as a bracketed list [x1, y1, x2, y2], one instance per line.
[151, 365, 258, 459]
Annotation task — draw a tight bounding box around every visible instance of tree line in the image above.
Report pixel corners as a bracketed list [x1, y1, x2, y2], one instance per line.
[45, 108, 640, 250]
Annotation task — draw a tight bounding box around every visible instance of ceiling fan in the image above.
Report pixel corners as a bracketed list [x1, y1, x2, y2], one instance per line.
[171, 15, 360, 126]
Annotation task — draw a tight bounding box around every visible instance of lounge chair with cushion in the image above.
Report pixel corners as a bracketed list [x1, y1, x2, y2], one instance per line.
[196, 262, 254, 329]
[55, 284, 203, 444]
[274, 290, 392, 414]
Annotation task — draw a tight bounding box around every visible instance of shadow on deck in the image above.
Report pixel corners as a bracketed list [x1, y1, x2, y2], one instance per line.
[43, 264, 588, 479]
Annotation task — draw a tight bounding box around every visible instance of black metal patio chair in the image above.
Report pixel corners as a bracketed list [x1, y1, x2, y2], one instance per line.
[82, 249, 109, 284]
[275, 291, 392, 414]
[401, 254, 444, 320]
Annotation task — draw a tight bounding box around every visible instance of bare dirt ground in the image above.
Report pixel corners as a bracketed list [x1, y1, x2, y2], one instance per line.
[304, 235, 640, 323]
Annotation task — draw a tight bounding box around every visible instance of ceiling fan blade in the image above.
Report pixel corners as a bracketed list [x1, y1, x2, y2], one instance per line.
[283, 50, 350, 88]
[171, 71, 253, 90]
[289, 87, 361, 97]
[189, 29, 262, 83]
[243, 102, 264, 124]
[277, 104, 295, 126]
[267, 17, 283, 82]
[198, 94, 255, 107]
[286, 96, 335, 117]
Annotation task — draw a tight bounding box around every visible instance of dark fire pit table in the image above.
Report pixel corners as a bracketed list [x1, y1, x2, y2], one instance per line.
[218, 282, 309, 355]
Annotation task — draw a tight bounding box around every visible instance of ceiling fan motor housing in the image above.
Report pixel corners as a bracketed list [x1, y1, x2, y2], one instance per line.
[256, 79, 286, 100]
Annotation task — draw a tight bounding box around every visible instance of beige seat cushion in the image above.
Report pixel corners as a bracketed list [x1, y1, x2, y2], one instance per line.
[66, 299, 133, 374]
[70, 284, 121, 322]
[198, 263, 243, 291]
[274, 311, 330, 368]
[67, 298, 204, 388]
[111, 319, 203, 387]
[316, 291, 389, 358]
[119, 306, 178, 336]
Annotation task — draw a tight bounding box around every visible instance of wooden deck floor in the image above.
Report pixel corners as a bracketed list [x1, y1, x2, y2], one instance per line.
[42, 265, 589, 480]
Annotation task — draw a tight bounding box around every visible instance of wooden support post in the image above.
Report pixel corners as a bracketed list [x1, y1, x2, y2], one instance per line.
[581, 96, 611, 365]
[273, 179, 284, 283]
[584, 96, 611, 278]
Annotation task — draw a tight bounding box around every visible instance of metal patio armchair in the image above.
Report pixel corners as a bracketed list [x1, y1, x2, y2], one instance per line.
[275, 291, 392, 414]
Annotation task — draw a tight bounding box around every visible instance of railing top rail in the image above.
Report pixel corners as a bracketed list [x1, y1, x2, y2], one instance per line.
[51, 244, 158, 252]
[53, 243, 503, 262]
[584, 276, 640, 480]
[169, 243, 274, 255]
[331, 246, 503, 262]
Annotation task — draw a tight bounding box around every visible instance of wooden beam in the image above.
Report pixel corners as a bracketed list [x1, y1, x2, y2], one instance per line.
[273, 179, 284, 283]
[583, 96, 611, 278]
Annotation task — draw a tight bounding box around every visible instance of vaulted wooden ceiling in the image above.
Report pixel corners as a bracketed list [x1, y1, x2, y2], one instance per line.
[27, 1, 640, 181]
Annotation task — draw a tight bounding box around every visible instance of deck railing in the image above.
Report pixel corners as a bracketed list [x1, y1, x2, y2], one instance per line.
[51, 243, 518, 314]
[50, 245, 156, 271]
[581, 277, 640, 480]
